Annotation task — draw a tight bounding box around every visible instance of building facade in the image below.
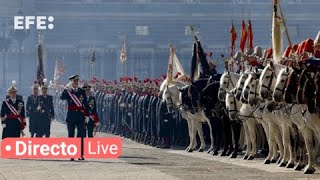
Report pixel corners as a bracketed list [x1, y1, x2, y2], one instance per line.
[0, 0, 319, 96]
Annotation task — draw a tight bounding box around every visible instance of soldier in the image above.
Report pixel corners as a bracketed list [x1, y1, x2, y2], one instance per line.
[149, 80, 160, 146]
[26, 81, 41, 137]
[158, 101, 173, 149]
[83, 84, 99, 138]
[60, 75, 89, 161]
[123, 79, 133, 138]
[38, 79, 55, 137]
[1, 81, 26, 139]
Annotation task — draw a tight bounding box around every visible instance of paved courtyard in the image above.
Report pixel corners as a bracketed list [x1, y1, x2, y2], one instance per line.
[0, 121, 319, 180]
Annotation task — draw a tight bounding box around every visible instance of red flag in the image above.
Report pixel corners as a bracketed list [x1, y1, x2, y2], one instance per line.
[247, 19, 253, 50]
[240, 20, 248, 53]
[37, 43, 45, 86]
[58, 61, 65, 75]
[230, 23, 237, 56]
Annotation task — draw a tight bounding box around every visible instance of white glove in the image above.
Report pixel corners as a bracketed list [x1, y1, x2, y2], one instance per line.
[85, 117, 89, 123]
[21, 130, 26, 137]
[65, 82, 72, 89]
[2, 123, 6, 128]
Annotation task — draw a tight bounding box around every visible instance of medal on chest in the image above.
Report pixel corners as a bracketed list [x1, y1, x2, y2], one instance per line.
[89, 99, 94, 109]
[79, 95, 84, 103]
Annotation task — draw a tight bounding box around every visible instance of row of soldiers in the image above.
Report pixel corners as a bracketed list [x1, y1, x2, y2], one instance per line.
[53, 76, 191, 149]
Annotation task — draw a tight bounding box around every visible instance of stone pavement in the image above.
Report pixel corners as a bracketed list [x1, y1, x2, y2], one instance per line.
[0, 121, 319, 180]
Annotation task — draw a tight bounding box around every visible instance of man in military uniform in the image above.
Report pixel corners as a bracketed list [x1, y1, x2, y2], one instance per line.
[26, 81, 41, 137]
[149, 80, 160, 146]
[1, 81, 26, 139]
[123, 79, 133, 138]
[83, 84, 99, 137]
[60, 75, 89, 161]
[38, 79, 55, 137]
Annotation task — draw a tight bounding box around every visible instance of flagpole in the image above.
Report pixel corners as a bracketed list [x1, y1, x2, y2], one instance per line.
[278, 2, 292, 48]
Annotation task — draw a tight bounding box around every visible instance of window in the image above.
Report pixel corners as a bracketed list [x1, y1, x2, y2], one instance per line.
[133, 0, 151, 4]
[136, 25, 149, 36]
[232, 0, 252, 4]
[185, 0, 199, 4]
[285, 0, 302, 4]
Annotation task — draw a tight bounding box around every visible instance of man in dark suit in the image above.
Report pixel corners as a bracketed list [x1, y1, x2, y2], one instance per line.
[38, 79, 55, 137]
[60, 75, 89, 161]
[26, 81, 41, 137]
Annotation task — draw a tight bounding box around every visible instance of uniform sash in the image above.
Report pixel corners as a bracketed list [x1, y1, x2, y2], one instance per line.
[66, 88, 82, 107]
[5, 100, 25, 130]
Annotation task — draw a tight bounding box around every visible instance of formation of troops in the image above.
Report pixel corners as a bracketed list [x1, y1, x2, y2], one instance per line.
[52, 75, 191, 150]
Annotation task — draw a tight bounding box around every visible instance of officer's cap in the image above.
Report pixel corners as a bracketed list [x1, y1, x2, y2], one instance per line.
[8, 80, 17, 93]
[69, 75, 79, 81]
[82, 85, 91, 90]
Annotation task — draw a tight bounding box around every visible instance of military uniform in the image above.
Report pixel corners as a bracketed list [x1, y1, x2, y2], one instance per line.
[60, 75, 88, 161]
[38, 92, 54, 137]
[1, 82, 26, 139]
[83, 85, 99, 138]
[26, 84, 41, 137]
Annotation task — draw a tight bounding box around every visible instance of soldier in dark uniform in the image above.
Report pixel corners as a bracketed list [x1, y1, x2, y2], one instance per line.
[149, 80, 159, 146]
[26, 81, 41, 137]
[38, 79, 55, 137]
[137, 85, 145, 142]
[133, 81, 141, 141]
[129, 80, 138, 140]
[1, 81, 26, 139]
[123, 80, 133, 138]
[83, 85, 99, 138]
[159, 101, 173, 149]
[60, 75, 89, 161]
[142, 80, 152, 144]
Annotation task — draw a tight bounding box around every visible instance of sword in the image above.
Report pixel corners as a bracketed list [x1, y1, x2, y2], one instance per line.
[93, 125, 98, 136]
[122, 118, 134, 133]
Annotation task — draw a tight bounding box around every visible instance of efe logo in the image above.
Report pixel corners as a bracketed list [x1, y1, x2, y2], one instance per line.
[14, 16, 54, 30]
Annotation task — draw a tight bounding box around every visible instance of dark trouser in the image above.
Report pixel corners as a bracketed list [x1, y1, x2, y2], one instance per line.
[2, 119, 21, 139]
[212, 117, 223, 150]
[37, 115, 51, 138]
[29, 112, 41, 137]
[43, 117, 51, 137]
[67, 120, 85, 157]
[85, 120, 95, 138]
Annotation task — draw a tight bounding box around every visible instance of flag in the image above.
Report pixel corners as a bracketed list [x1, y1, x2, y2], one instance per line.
[36, 43, 45, 86]
[190, 42, 199, 81]
[247, 19, 253, 50]
[197, 40, 211, 76]
[272, 0, 283, 64]
[167, 45, 186, 84]
[53, 60, 59, 84]
[230, 23, 237, 56]
[91, 48, 96, 65]
[58, 61, 65, 75]
[240, 20, 248, 53]
[120, 35, 127, 64]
